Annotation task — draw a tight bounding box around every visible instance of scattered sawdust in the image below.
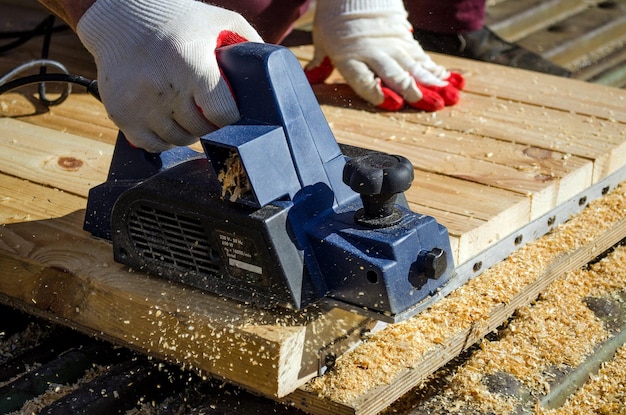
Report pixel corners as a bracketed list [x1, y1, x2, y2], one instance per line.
[9, 366, 107, 415]
[540, 344, 626, 415]
[305, 183, 626, 405]
[423, 243, 626, 414]
[0, 322, 51, 390]
[0, 322, 49, 364]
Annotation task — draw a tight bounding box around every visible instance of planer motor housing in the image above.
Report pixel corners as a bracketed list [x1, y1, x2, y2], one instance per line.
[83, 43, 455, 322]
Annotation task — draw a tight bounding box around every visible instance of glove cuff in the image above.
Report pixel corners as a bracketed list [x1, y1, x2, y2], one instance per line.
[77, 0, 191, 60]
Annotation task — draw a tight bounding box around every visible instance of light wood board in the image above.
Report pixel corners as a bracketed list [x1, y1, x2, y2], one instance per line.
[287, 184, 626, 414]
[2, 7, 626, 411]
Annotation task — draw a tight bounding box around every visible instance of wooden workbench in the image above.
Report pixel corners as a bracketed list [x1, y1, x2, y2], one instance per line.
[2, 2, 626, 414]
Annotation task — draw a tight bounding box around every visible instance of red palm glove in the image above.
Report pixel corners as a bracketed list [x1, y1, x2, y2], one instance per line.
[305, 0, 464, 112]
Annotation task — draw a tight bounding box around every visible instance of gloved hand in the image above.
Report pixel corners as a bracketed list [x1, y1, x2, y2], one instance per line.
[76, 0, 263, 152]
[305, 0, 464, 112]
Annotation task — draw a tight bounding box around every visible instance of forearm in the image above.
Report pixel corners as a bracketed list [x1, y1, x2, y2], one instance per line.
[38, 0, 96, 29]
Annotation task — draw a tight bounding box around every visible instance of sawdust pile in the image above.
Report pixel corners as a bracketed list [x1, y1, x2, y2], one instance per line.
[9, 366, 106, 415]
[543, 343, 626, 415]
[414, 243, 626, 414]
[305, 183, 626, 405]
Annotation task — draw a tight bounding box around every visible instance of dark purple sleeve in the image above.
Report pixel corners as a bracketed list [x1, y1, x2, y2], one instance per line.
[207, 0, 311, 43]
[404, 0, 486, 33]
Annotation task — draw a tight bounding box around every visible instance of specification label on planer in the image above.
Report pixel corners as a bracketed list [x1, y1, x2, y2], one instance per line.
[216, 230, 265, 284]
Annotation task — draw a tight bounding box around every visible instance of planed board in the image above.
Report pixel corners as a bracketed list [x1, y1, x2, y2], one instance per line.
[0, 119, 371, 398]
[0, 118, 111, 197]
[2, 18, 626, 410]
[0, 170, 371, 398]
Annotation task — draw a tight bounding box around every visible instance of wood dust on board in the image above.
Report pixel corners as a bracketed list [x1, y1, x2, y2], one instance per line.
[409, 243, 626, 414]
[540, 344, 626, 415]
[8, 366, 107, 415]
[305, 183, 626, 405]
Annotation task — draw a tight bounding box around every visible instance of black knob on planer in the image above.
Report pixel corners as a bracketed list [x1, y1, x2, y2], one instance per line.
[343, 153, 414, 228]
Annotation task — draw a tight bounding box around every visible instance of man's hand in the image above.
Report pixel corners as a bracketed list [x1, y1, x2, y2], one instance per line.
[72, 0, 262, 152]
[305, 0, 464, 111]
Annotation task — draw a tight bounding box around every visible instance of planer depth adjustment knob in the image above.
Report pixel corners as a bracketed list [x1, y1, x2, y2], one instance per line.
[343, 153, 414, 228]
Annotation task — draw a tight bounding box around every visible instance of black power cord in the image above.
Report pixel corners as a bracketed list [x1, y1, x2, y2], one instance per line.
[0, 14, 100, 105]
[0, 15, 68, 55]
[0, 71, 100, 101]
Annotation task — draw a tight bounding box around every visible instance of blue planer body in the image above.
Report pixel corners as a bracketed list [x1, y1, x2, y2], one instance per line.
[83, 43, 455, 322]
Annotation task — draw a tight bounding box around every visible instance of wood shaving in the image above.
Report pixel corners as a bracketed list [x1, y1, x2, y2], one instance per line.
[305, 183, 626, 406]
[218, 152, 251, 202]
[539, 344, 626, 415]
[423, 243, 626, 414]
[0, 322, 49, 364]
[8, 366, 107, 415]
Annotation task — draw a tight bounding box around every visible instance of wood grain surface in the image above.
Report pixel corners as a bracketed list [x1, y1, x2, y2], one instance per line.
[1, 1, 626, 412]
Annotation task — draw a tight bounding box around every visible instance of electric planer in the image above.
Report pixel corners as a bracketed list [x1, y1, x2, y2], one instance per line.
[83, 42, 456, 323]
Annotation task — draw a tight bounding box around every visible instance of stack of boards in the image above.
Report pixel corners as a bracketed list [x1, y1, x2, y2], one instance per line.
[1, 1, 626, 413]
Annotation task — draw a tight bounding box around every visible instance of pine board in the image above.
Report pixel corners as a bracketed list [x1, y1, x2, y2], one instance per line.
[293, 45, 626, 263]
[2, 6, 626, 410]
[0, 121, 371, 398]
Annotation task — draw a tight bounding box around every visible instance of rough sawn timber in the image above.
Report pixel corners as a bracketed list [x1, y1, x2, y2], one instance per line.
[1, 27, 626, 410]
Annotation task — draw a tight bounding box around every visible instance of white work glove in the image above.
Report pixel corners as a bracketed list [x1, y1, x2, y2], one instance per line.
[77, 0, 263, 152]
[305, 0, 464, 111]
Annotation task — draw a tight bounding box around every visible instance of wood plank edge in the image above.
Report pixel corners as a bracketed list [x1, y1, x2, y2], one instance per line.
[288, 202, 626, 415]
[0, 249, 316, 398]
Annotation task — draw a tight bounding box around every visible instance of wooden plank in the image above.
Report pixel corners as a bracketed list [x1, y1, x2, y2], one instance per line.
[0, 91, 116, 144]
[387, 92, 626, 183]
[289, 183, 626, 415]
[323, 101, 593, 216]
[485, 0, 597, 42]
[486, 0, 626, 83]
[0, 171, 371, 398]
[576, 47, 626, 85]
[0, 170, 85, 226]
[0, 117, 111, 196]
[290, 44, 626, 129]
[407, 171, 530, 264]
[515, 0, 626, 70]
[430, 53, 626, 123]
